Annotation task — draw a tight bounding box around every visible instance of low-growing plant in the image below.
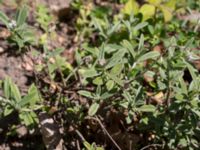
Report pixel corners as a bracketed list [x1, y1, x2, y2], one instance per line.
[83, 141, 104, 150]
[0, 1, 200, 149]
[0, 77, 42, 127]
[0, 5, 35, 52]
[74, 11, 200, 149]
[35, 4, 53, 32]
[35, 4, 56, 47]
[35, 47, 73, 83]
[73, 0, 112, 44]
[123, 0, 186, 22]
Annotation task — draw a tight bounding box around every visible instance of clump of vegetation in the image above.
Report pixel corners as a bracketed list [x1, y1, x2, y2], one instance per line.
[0, 0, 200, 149]
[0, 6, 35, 52]
[0, 77, 41, 127]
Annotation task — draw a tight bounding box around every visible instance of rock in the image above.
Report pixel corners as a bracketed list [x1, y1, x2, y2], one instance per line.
[38, 112, 65, 150]
[0, 47, 4, 53]
[16, 125, 28, 137]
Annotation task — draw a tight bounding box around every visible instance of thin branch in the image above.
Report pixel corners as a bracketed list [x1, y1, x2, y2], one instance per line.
[76, 139, 81, 150]
[75, 129, 86, 142]
[87, 116, 122, 150]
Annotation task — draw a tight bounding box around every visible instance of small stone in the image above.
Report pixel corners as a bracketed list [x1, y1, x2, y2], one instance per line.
[22, 62, 33, 71]
[16, 126, 28, 137]
[0, 47, 4, 53]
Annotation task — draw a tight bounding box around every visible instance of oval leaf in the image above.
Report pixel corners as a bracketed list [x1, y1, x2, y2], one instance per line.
[138, 105, 156, 112]
[78, 90, 94, 99]
[0, 11, 9, 27]
[123, 0, 139, 15]
[160, 5, 173, 22]
[137, 51, 160, 62]
[148, 0, 161, 5]
[88, 103, 100, 116]
[139, 4, 156, 21]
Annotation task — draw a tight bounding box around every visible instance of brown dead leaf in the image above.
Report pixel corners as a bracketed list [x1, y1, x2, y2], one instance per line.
[62, 48, 75, 64]
[152, 92, 164, 104]
[49, 106, 58, 114]
[143, 73, 154, 82]
[22, 62, 33, 71]
[49, 57, 56, 64]
[193, 60, 200, 70]
[0, 47, 4, 53]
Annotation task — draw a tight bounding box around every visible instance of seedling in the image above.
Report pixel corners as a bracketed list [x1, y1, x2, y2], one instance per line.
[0, 77, 42, 127]
[0, 6, 35, 52]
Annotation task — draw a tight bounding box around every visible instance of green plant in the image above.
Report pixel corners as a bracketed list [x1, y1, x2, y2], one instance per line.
[0, 77, 42, 127]
[123, 0, 185, 22]
[83, 141, 104, 150]
[36, 4, 53, 32]
[0, 5, 35, 52]
[74, 1, 112, 43]
[35, 47, 73, 83]
[74, 11, 200, 148]
[1, 1, 200, 149]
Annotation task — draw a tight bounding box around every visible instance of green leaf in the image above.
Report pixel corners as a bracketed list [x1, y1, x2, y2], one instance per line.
[75, 50, 82, 65]
[96, 147, 104, 150]
[96, 85, 101, 96]
[0, 11, 9, 27]
[16, 6, 28, 26]
[139, 4, 156, 21]
[10, 82, 21, 102]
[107, 21, 121, 36]
[4, 77, 21, 102]
[138, 34, 144, 50]
[78, 90, 94, 99]
[192, 110, 200, 117]
[121, 40, 135, 58]
[134, 86, 143, 103]
[184, 61, 197, 80]
[106, 80, 115, 91]
[105, 49, 126, 69]
[83, 45, 99, 57]
[138, 104, 156, 112]
[19, 112, 34, 126]
[137, 51, 160, 62]
[92, 18, 107, 38]
[3, 77, 11, 99]
[123, 0, 139, 15]
[179, 77, 188, 94]
[123, 91, 133, 103]
[147, 0, 161, 5]
[79, 68, 99, 78]
[110, 63, 124, 75]
[18, 84, 39, 107]
[159, 5, 173, 22]
[93, 77, 103, 85]
[4, 106, 14, 116]
[48, 48, 65, 57]
[134, 22, 149, 31]
[105, 72, 124, 87]
[88, 102, 100, 116]
[100, 92, 114, 100]
[178, 138, 187, 147]
[165, 0, 176, 11]
[104, 44, 122, 54]
[83, 141, 92, 150]
[22, 28, 35, 41]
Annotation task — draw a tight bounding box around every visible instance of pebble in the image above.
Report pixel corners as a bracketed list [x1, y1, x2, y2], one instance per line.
[0, 47, 4, 53]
